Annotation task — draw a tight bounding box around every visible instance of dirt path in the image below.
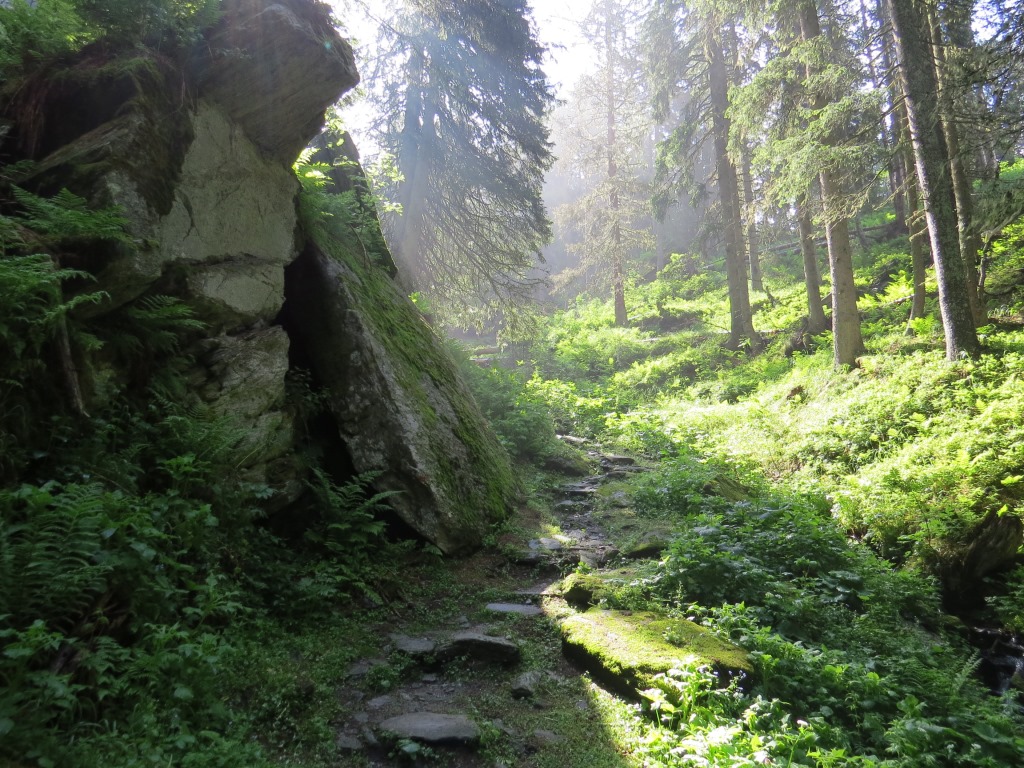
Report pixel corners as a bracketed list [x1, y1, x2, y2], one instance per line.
[332, 447, 650, 767]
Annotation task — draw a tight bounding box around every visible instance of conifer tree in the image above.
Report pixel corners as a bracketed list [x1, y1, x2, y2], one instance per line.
[370, 0, 555, 327]
[552, 0, 653, 327]
[885, 0, 981, 359]
[643, 0, 760, 349]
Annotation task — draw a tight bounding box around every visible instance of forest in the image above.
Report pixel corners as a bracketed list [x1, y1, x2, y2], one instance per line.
[3, 0, 1024, 766]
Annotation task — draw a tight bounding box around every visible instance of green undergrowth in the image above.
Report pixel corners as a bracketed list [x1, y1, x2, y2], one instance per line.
[510, 224, 1024, 765]
[0, 154, 447, 767]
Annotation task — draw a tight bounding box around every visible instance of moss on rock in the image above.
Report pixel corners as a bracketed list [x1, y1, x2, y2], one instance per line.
[560, 568, 652, 609]
[560, 609, 751, 698]
[285, 182, 517, 553]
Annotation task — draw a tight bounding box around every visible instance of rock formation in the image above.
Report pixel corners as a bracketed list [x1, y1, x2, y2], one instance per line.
[1, 0, 515, 552]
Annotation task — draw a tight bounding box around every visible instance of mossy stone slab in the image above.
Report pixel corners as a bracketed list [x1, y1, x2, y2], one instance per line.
[560, 568, 646, 608]
[560, 609, 751, 698]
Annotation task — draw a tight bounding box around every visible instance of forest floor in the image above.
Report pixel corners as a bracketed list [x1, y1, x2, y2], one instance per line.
[329, 445, 658, 768]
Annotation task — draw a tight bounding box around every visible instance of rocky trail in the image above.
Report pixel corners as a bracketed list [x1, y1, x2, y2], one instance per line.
[329, 445, 749, 767]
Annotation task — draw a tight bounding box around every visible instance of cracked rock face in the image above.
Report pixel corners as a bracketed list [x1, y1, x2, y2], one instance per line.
[200, 0, 359, 162]
[9, 0, 357, 503]
[8, 0, 511, 548]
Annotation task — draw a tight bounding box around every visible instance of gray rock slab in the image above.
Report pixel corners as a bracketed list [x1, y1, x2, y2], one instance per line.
[557, 435, 590, 445]
[390, 634, 437, 656]
[366, 694, 394, 710]
[336, 733, 362, 752]
[378, 712, 480, 745]
[485, 602, 543, 617]
[445, 631, 521, 665]
[601, 454, 636, 466]
[511, 670, 544, 699]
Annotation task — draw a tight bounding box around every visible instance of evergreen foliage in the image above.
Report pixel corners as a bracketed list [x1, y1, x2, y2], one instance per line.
[368, 0, 555, 328]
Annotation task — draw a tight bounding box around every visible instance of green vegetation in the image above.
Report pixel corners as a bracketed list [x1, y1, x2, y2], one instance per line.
[5, 2, 1024, 768]
[490, 223, 1024, 764]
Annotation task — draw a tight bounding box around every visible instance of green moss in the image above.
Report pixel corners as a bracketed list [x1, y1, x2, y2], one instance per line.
[300, 193, 517, 536]
[560, 568, 652, 609]
[560, 609, 751, 698]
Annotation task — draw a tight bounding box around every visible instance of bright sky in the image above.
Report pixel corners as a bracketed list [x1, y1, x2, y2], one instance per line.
[330, 0, 599, 151]
[531, 0, 598, 96]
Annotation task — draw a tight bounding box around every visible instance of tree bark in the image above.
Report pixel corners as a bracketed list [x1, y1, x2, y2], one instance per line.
[799, 0, 865, 366]
[741, 146, 763, 292]
[896, 94, 929, 330]
[886, 0, 980, 359]
[798, 201, 829, 334]
[926, 7, 986, 326]
[706, 23, 759, 349]
[395, 46, 433, 292]
[606, 5, 627, 327]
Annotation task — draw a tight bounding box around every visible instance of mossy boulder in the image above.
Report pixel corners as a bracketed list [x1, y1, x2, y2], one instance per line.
[560, 568, 650, 608]
[560, 609, 751, 699]
[283, 231, 517, 555]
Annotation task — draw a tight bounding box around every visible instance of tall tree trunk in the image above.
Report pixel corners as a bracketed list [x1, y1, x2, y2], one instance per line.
[706, 23, 758, 349]
[886, 0, 980, 359]
[906, 181, 929, 332]
[895, 92, 930, 331]
[927, 7, 986, 326]
[742, 146, 763, 292]
[798, 201, 829, 334]
[876, 0, 909, 231]
[799, 0, 865, 366]
[606, 8, 627, 327]
[866, 0, 907, 232]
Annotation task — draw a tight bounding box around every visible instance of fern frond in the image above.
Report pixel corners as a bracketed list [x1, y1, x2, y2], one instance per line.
[11, 186, 132, 244]
[0, 482, 114, 629]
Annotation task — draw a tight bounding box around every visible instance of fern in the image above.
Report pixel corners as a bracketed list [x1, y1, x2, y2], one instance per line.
[10, 186, 132, 245]
[0, 482, 112, 630]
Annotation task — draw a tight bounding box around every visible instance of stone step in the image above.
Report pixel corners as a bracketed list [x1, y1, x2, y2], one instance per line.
[485, 602, 543, 617]
[378, 712, 480, 746]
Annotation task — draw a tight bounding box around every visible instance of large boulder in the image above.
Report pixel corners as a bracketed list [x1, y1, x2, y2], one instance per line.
[198, 0, 358, 162]
[5, 0, 510, 550]
[4, 1, 356, 504]
[283, 238, 517, 554]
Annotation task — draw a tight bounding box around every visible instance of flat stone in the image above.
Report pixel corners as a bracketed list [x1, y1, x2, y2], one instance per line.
[336, 733, 362, 752]
[390, 634, 437, 656]
[601, 454, 636, 466]
[555, 500, 585, 510]
[563, 484, 599, 497]
[446, 631, 521, 665]
[535, 537, 564, 552]
[560, 609, 751, 698]
[366, 694, 394, 710]
[378, 712, 480, 746]
[511, 670, 544, 699]
[557, 435, 590, 445]
[485, 602, 543, 617]
[513, 550, 545, 566]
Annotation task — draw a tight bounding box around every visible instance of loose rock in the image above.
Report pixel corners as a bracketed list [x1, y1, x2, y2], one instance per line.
[486, 602, 543, 617]
[511, 670, 544, 699]
[390, 634, 437, 657]
[378, 712, 480, 746]
[444, 631, 521, 665]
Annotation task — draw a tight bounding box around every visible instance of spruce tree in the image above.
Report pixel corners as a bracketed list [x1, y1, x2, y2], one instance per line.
[371, 0, 555, 327]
